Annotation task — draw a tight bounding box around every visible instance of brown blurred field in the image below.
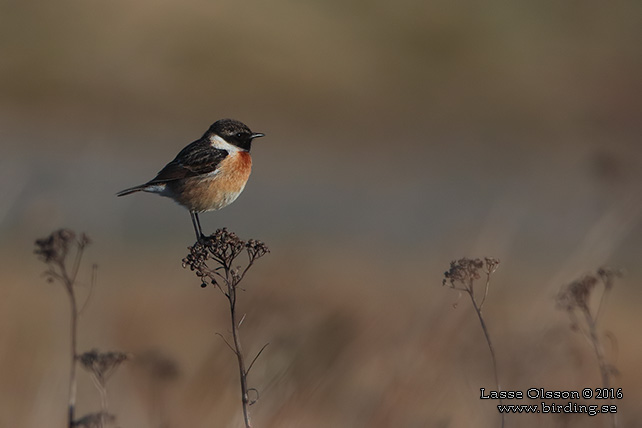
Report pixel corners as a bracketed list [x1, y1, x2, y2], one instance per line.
[1, 0, 641, 427]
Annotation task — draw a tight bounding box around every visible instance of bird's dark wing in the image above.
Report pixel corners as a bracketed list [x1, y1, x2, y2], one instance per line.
[147, 139, 229, 183]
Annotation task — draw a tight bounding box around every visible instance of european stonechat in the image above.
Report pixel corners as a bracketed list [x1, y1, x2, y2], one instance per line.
[117, 119, 264, 239]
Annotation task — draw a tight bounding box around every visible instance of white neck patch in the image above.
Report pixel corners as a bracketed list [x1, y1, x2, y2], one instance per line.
[209, 134, 242, 152]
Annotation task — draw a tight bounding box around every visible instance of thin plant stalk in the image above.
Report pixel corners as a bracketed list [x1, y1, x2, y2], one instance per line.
[557, 268, 621, 428]
[584, 311, 617, 428]
[443, 258, 504, 428]
[35, 230, 88, 428]
[463, 275, 504, 428]
[60, 247, 84, 428]
[182, 229, 269, 428]
[66, 281, 79, 428]
[469, 288, 502, 403]
[229, 280, 252, 427]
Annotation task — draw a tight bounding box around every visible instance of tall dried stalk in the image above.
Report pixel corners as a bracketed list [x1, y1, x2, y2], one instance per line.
[36, 230, 127, 428]
[35, 229, 91, 428]
[443, 257, 504, 428]
[183, 228, 269, 428]
[557, 268, 622, 428]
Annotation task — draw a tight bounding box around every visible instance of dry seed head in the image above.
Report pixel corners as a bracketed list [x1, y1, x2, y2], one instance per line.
[484, 257, 500, 274]
[557, 275, 598, 312]
[443, 258, 484, 288]
[247, 238, 270, 259]
[72, 412, 115, 428]
[34, 229, 77, 263]
[557, 267, 623, 312]
[597, 267, 623, 290]
[79, 349, 129, 384]
[183, 228, 269, 288]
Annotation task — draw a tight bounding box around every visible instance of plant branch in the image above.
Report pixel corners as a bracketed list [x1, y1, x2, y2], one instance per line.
[246, 343, 270, 376]
[182, 229, 269, 428]
[443, 257, 504, 428]
[34, 230, 90, 428]
[557, 268, 622, 428]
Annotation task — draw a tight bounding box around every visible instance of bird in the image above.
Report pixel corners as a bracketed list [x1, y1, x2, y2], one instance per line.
[117, 118, 264, 240]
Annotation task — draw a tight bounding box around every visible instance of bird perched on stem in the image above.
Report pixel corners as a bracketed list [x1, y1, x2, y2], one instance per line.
[117, 119, 264, 240]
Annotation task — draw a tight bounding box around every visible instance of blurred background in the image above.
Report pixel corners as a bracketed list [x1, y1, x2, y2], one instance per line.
[1, 0, 641, 427]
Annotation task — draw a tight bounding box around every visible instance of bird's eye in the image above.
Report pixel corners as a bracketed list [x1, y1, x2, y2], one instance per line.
[236, 132, 243, 138]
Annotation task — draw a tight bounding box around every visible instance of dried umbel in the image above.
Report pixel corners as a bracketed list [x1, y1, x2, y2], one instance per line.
[442, 256, 503, 428]
[556, 268, 622, 428]
[78, 350, 129, 387]
[442, 257, 500, 296]
[72, 412, 115, 428]
[556, 268, 622, 313]
[557, 275, 598, 312]
[35, 229, 90, 266]
[182, 228, 269, 289]
[443, 258, 484, 289]
[182, 228, 269, 428]
[597, 267, 622, 291]
[34, 229, 93, 428]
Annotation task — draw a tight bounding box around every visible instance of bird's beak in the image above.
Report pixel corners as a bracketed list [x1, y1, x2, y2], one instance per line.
[251, 133, 265, 140]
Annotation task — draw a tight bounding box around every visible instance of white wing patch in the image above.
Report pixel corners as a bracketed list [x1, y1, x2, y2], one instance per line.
[143, 183, 167, 194]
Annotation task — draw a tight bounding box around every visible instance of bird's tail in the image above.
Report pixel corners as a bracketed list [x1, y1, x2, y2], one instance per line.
[116, 185, 146, 197]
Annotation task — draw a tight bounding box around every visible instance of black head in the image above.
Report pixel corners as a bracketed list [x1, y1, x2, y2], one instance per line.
[206, 118, 264, 151]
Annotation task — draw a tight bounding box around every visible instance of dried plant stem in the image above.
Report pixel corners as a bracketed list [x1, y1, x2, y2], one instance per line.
[60, 250, 83, 428]
[479, 270, 492, 311]
[223, 255, 266, 428]
[87, 372, 109, 428]
[84, 366, 110, 428]
[36, 232, 128, 428]
[443, 258, 504, 428]
[557, 268, 621, 428]
[583, 308, 617, 428]
[182, 229, 269, 428]
[466, 281, 505, 428]
[228, 283, 252, 427]
[65, 282, 79, 428]
[35, 230, 90, 428]
[96, 380, 109, 428]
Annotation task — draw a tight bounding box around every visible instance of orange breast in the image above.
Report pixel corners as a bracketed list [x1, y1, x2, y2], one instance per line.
[169, 151, 252, 212]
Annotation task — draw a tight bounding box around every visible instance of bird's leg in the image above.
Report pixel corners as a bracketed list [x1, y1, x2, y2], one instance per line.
[190, 212, 205, 241]
[195, 213, 206, 239]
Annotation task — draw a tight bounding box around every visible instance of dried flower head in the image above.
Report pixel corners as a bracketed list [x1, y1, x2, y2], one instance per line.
[557, 267, 622, 315]
[597, 267, 623, 290]
[557, 275, 598, 312]
[182, 228, 269, 288]
[72, 412, 115, 428]
[34, 229, 75, 263]
[443, 258, 484, 289]
[246, 238, 270, 260]
[181, 229, 269, 427]
[441, 256, 503, 426]
[79, 349, 129, 386]
[484, 257, 500, 275]
[34, 229, 91, 285]
[557, 267, 622, 418]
